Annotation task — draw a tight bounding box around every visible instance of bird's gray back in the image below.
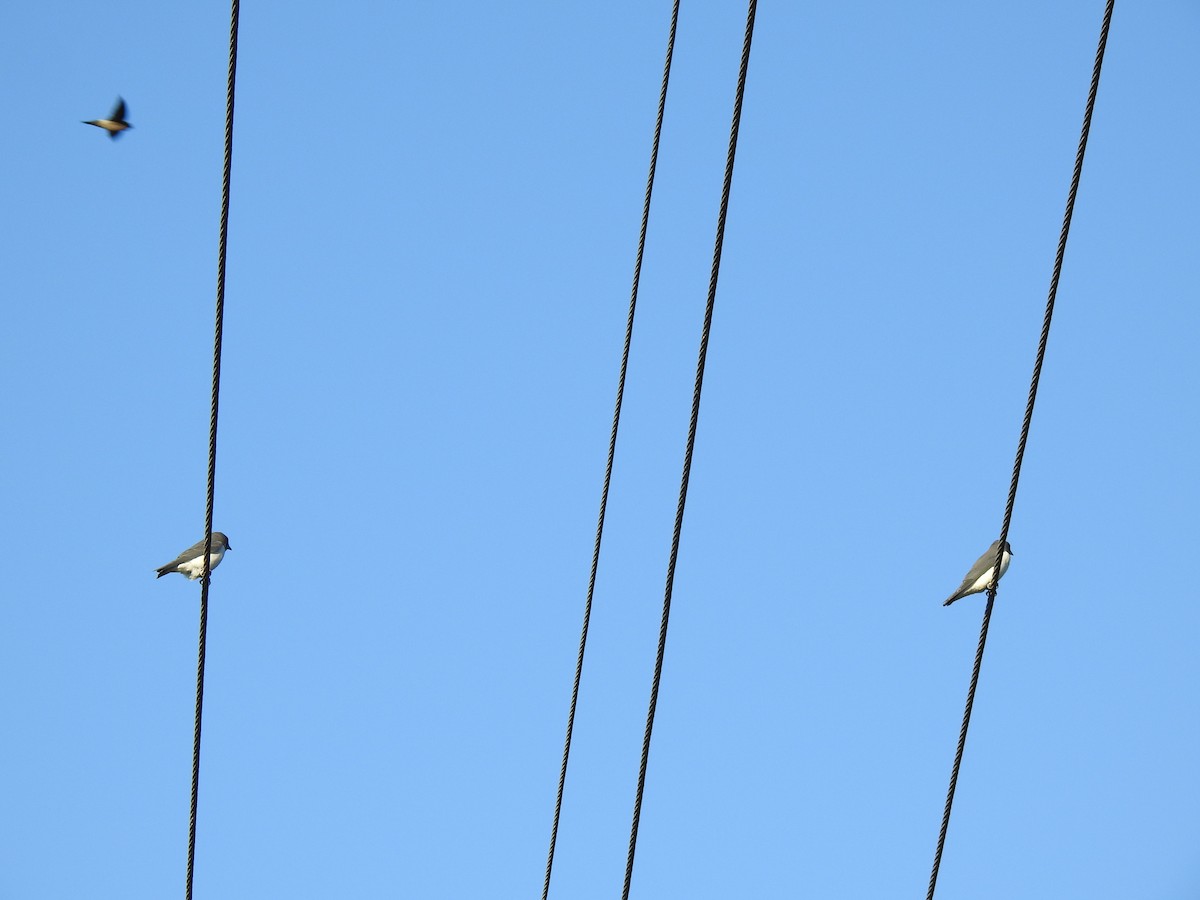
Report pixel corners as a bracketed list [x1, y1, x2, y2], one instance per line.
[167, 534, 225, 565]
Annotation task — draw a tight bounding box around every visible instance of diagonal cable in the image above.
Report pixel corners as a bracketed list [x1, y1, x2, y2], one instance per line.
[186, 1, 240, 897]
[541, 4, 681, 897]
[926, 2, 1115, 897]
[622, 2, 757, 897]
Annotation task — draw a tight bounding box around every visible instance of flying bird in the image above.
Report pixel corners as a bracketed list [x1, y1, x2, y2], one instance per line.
[943, 540, 1012, 606]
[83, 97, 132, 139]
[156, 533, 231, 580]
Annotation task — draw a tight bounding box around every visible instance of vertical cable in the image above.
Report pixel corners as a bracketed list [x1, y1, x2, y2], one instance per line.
[185, 1, 240, 897]
[541, 4, 681, 898]
[926, 3, 1115, 896]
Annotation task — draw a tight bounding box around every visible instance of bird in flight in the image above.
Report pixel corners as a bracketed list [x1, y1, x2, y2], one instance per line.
[156, 533, 232, 580]
[943, 540, 1012, 606]
[83, 97, 132, 139]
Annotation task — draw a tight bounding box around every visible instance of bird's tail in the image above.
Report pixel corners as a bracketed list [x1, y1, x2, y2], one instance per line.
[943, 594, 959, 607]
[155, 567, 170, 578]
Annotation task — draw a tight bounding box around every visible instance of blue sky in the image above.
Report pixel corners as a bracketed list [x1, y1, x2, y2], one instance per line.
[2, 2, 1198, 897]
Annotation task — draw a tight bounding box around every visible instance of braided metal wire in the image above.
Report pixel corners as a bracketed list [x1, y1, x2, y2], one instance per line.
[622, 2, 757, 897]
[926, 2, 1115, 896]
[186, 1, 240, 896]
[541, 4, 681, 898]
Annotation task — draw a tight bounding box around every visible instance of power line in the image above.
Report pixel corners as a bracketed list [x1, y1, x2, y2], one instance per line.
[541, 3, 680, 898]
[925, 2, 1116, 897]
[185, 1, 240, 897]
[622, 2, 757, 897]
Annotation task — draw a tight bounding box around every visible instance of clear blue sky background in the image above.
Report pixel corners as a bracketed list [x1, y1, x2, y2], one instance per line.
[2, 2, 1197, 897]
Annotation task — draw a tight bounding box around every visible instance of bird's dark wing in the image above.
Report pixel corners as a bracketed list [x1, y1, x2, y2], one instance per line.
[943, 547, 997, 605]
[943, 574, 976, 605]
[112, 98, 126, 121]
[161, 538, 209, 568]
[963, 550, 994, 583]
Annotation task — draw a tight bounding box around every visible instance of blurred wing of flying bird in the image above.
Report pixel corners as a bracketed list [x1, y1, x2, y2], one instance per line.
[83, 97, 131, 139]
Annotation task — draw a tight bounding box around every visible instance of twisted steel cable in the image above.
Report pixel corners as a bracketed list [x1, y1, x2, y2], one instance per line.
[926, 3, 1115, 897]
[622, 2, 757, 897]
[541, 3, 681, 898]
[186, 1, 240, 897]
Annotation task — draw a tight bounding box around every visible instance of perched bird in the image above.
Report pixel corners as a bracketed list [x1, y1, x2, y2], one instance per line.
[155, 533, 231, 580]
[83, 97, 132, 139]
[943, 540, 1012, 606]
